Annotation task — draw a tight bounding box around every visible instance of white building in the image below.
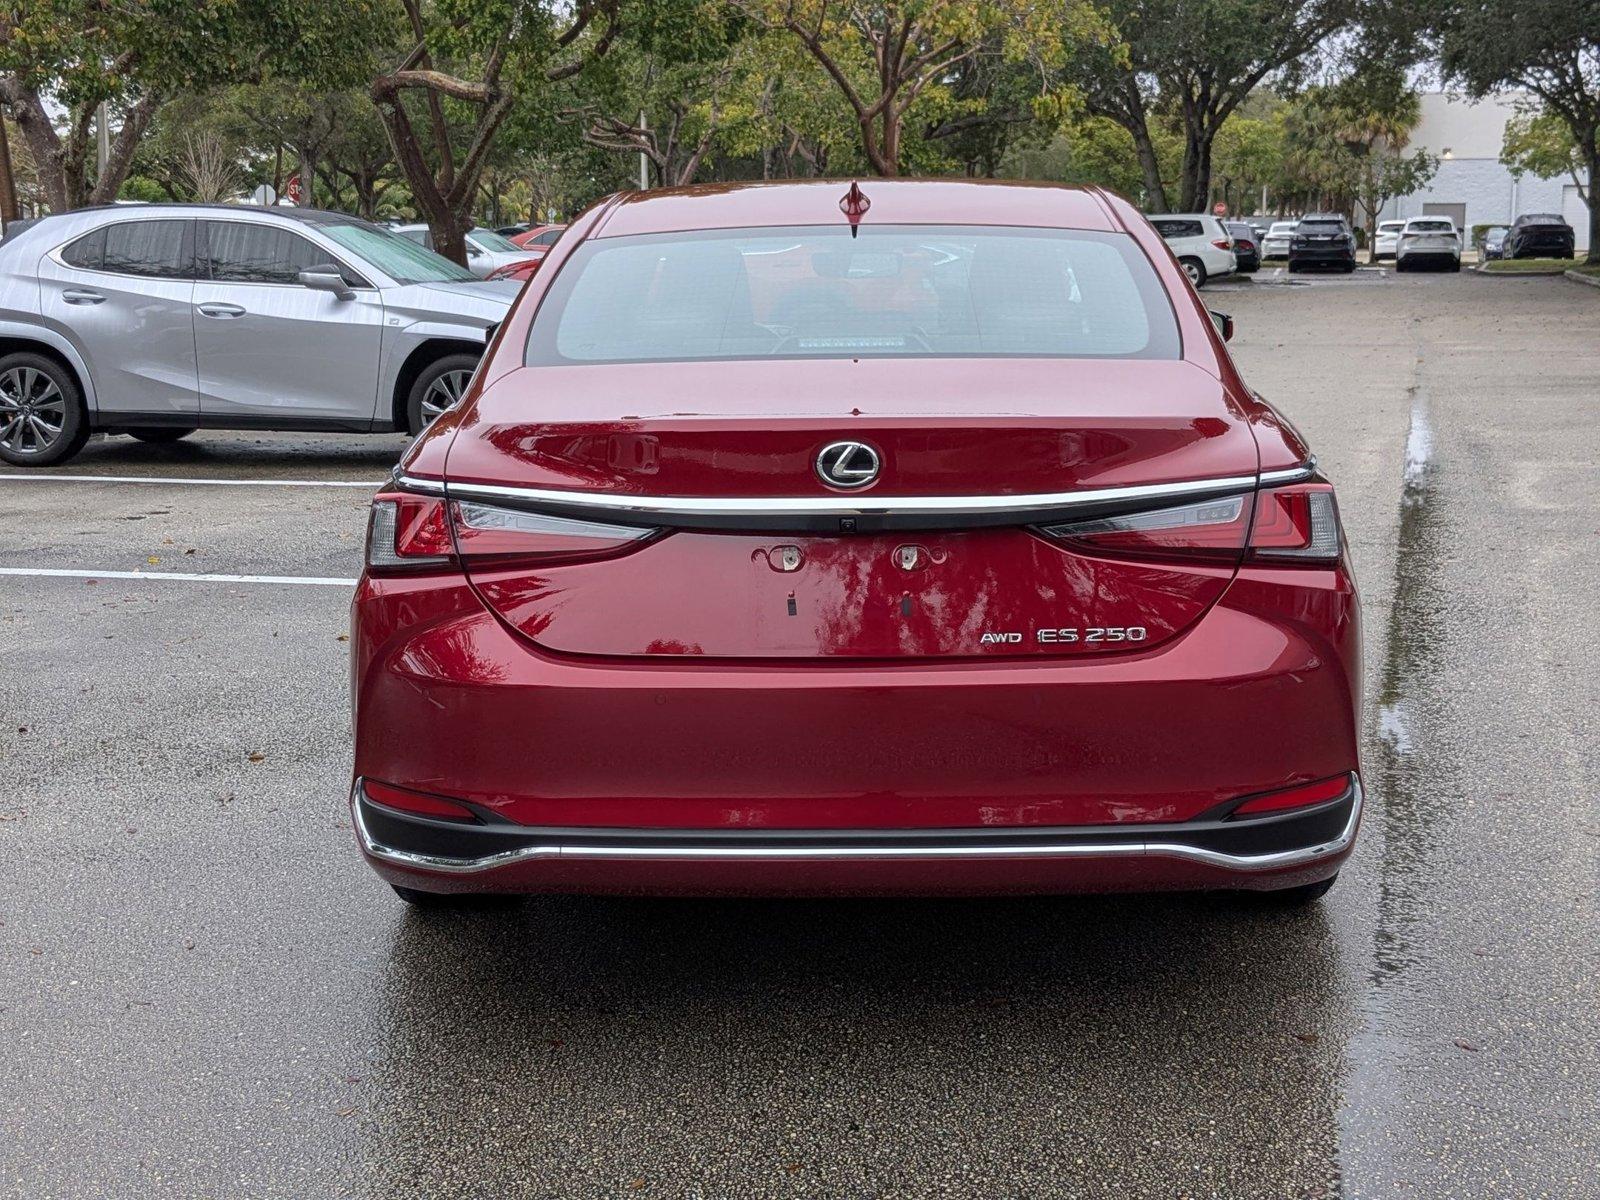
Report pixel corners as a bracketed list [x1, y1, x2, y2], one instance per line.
[1379, 90, 1590, 251]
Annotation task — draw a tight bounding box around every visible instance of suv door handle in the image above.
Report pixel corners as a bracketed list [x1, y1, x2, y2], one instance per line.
[197, 302, 246, 319]
[62, 289, 105, 305]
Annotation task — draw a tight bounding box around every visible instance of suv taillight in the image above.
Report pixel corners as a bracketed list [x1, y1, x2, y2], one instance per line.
[1212, 238, 1232, 251]
[365, 490, 656, 571]
[1037, 482, 1343, 565]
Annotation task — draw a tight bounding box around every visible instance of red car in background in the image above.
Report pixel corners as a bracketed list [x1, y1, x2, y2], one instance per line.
[350, 180, 1361, 909]
[486, 224, 568, 283]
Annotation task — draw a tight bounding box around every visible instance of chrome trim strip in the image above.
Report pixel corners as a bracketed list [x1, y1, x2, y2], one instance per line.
[395, 470, 1277, 521]
[1258, 459, 1317, 486]
[352, 780, 1361, 876]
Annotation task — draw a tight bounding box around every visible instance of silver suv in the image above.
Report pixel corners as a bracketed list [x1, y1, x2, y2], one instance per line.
[0, 204, 519, 466]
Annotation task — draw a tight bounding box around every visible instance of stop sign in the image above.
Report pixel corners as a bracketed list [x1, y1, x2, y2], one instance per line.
[1213, 202, 1227, 217]
[286, 173, 302, 204]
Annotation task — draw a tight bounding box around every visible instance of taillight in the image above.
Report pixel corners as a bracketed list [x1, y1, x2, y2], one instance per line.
[1038, 494, 1250, 562]
[1212, 238, 1232, 250]
[1247, 483, 1342, 562]
[366, 493, 453, 568]
[450, 499, 655, 564]
[365, 491, 657, 571]
[1038, 482, 1343, 565]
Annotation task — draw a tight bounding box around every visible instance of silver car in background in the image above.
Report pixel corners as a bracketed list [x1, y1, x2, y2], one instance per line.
[391, 224, 539, 279]
[0, 204, 518, 466]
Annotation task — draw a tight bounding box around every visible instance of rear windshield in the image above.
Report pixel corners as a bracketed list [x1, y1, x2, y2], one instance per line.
[1300, 220, 1346, 233]
[1408, 220, 1454, 232]
[1518, 215, 1563, 226]
[526, 225, 1180, 365]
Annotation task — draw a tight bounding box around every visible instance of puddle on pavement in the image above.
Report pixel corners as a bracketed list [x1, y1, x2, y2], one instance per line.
[1335, 357, 1460, 1186]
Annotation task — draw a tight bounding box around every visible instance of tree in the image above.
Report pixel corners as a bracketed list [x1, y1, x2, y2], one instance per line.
[0, 0, 381, 211]
[1431, 0, 1599, 264]
[1070, 0, 1357, 212]
[1502, 108, 1591, 204]
[735, 0, 1100, 177]
[369, 0, 622, 265]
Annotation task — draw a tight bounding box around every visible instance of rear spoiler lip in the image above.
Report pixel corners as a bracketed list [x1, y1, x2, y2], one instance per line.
[391, 461, 1316, 534]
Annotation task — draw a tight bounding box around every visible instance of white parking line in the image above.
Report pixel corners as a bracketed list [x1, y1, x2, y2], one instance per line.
[0, 473, 381, 488]
[0, 567, 356, 587]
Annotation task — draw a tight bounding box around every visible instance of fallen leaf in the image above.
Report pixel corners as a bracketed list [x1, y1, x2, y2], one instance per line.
[147, 556, 160, 565]
[336, 1105, 358, 1117]
[247, 751, 266, 763]
[336, 634, 349, 642]
[626, 1180, 647, 1191]
[1454, 1038, 1480, 1052]
[1295, 1032, 1319, 1045]
[184, 548, 196, 555]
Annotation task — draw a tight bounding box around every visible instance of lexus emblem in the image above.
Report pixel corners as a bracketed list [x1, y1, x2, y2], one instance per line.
[814, 440, 881, 490]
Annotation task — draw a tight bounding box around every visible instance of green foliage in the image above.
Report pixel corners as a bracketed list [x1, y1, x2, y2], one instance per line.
[1502, 110, 1587, 186]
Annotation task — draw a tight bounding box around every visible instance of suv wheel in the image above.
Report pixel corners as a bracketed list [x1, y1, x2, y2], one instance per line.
[406, 352, 480, 436]
[1179, 257, 1206, 288]
[0, 352, 90, 467]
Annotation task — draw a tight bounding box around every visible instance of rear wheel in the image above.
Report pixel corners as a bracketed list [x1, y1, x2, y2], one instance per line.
[128, 427, 197, 443]
[1179, 257, 1206, 288]
[391, 884, 523, 910]
[406, 352, 480, 436]
[1450, 259, 1461, 272]
[0, 352, 89, 467]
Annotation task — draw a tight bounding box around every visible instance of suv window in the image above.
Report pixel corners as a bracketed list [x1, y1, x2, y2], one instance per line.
[532, 228, 563, 246]
[1150, 219, 1205, 239]
[104, 220, 191, 277]
[203, 221, 362, 286]
[63, 219, 191, 278]
[61, 227, 107, 269]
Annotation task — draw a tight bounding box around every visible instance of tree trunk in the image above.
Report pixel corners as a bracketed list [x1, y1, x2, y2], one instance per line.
[1587, 139, 1600, 266]
[1130, 123, 1166, 212]
[296, 146, 315, 208]
[0, 117, 18, 226]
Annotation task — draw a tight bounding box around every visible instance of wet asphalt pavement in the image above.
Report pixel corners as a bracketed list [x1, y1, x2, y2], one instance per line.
[1, 269, 1596, 1198]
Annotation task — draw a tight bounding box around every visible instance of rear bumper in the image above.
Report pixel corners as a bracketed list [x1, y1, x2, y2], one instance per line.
[1289, 246, 1356, 265]
[352, 778, 1361, 897]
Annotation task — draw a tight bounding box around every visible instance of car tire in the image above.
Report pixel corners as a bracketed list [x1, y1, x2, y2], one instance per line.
[128, 427, 198, 443]
[1286, 261, 1298, 274]
[1179, 258, 1206, 288]
[0, 351, 91, 468]
[1450, 259, 1461, 272]
[406, 352, 481, 436]
[391, 884, 522, 910]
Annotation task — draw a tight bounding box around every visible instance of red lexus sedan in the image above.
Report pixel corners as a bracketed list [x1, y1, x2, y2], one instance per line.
[349, 180, 1361, 908]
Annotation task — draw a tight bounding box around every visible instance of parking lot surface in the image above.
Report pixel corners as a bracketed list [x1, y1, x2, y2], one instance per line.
[2, 273, 1596, 1198]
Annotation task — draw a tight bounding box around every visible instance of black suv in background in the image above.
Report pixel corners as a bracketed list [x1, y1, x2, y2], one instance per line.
[1288, 214, 1357, 273]
[1503, 214, 1576, 259]
[1224, 221, 1262, 273]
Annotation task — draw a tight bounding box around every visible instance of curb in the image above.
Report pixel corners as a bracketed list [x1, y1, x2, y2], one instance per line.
[1564, 268, 1600, 289]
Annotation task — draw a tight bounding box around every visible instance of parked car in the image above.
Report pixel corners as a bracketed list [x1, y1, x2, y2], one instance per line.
[0, 204, 518, 466]
[510, 223, 566, 251]
[349, 179, 1361, 910]
[1395, 217, 1462, 272]
[1503, 213, 1576, 259]
[1479, 225, 1510, 261]
[1261, 220, 1297, 259]
[486, 257, 542, 284]
[1372, 220, 1406, 261]
[1146, 213, 1236, 287]
[1288, 213, 1357, 273]
[494, 224, 530, 237]
[393, 224, 538, 279]
[1223, 221, 1261, 273]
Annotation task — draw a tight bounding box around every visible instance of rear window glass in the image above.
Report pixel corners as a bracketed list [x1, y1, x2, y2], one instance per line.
[1300, 221, 1346, 232]
[1519, 215, 1563, 226]
[1150, 219, 1204, 239]
[1408, 220, 1454, 232]
[527, 225, 1180, 365]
